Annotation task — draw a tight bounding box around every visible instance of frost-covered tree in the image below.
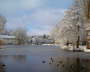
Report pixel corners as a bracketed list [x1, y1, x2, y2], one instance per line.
[76, 0, 90, 48]
[51, 1, 86, 49]
[50, 24, 61, 44]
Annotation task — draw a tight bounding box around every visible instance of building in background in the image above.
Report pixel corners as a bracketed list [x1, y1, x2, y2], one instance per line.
[0, 35, 17, 45]
[29, 35, 55, 45]
[0, 15, 18, 45]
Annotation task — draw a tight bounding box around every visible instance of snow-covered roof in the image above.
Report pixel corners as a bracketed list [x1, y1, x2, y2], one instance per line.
[0, 35, 16, 39]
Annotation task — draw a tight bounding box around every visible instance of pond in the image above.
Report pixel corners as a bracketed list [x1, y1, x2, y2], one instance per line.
[50, 56, 90, 72]
[0, 45, 90, 72]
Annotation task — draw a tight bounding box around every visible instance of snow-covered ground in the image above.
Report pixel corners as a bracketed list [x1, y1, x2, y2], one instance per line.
[61, 45, 90, 52]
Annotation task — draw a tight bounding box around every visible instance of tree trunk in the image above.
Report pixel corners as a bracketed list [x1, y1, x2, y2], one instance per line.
[76, 36, 80, 48]
[76, 25, 80, 48]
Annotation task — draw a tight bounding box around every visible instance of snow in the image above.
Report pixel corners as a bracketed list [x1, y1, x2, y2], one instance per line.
[61, 45, 90, 52]
[0, 35, 16, 39]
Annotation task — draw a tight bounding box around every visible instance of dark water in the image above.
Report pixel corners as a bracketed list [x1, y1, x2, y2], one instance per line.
[0, 45, 90, 72]
[51, 56, 90, 72]
[0, 55, 57, 72]
[0, 45, 59, 72]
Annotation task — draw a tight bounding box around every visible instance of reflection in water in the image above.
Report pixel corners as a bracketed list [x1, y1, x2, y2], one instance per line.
[0, 55, 57, 72]
[0, 55, 8, 61]
[50, 56, 90, 72]
[0, 55, 26, 63]
[0, 55, 27, 72]
[0, 55, 90, 72]
[0, 55, 7, 72]
[0, 63, 6, 72]
[12, 55, 26, 63]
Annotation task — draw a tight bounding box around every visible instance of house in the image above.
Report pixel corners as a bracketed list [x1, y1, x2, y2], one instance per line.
[0, 35, 17, 45]
[31, 35, 54, 45]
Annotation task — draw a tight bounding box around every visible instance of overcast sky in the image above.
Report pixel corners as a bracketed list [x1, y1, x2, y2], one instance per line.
[0, 0, 73, 35]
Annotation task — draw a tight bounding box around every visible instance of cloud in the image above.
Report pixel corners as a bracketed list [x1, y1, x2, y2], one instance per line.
[6, 17, 28, 29]
[0, 0, 42, 14]
[6, 8, 66, 35]
[27, 29, 50, 36]
[29, 9, 66, 30]
[0, 0, 71, 35]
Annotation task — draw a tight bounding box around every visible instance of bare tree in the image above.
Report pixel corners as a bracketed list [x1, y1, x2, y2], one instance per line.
[0, 15, 7, 33]
[0, 15, 7, 45]
[13, 28, 27, 45]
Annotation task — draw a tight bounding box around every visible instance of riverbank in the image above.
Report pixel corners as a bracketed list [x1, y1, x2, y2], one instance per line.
[62, 45, 90, 53]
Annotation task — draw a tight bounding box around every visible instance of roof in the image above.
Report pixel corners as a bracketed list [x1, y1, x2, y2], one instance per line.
[0, 35, 16, 39]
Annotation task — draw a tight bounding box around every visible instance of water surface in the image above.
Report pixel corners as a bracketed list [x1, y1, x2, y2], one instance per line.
[0, 45, 90, 72]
